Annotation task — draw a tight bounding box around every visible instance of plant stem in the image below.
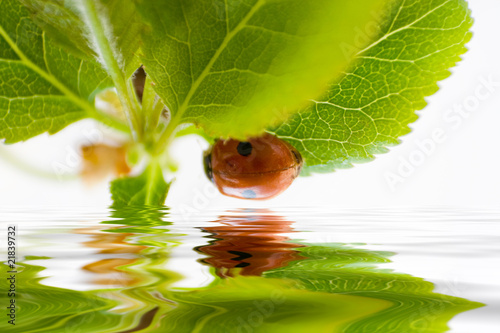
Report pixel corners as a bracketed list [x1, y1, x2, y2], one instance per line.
[80, 0, 143, 141]
[127, 76, 143, 125]
[153, 114, 181, 156]
[144, 157, 161, 205]
[142, 75, 163, 133]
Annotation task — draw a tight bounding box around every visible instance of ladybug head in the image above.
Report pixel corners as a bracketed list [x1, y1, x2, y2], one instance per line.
[203, 149, 214, 182]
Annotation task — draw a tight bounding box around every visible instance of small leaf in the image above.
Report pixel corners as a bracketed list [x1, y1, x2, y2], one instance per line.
[272, 0, 473, 175]
[0, 1, 112, 143]
[20, 0, 143, 77]
[110, 162, 170, 207]
[137, 0, 385, 139]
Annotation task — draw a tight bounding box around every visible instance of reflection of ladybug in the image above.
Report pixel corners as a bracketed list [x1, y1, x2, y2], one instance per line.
[196, 210, 305, 277]
[204, 133, 303, 200]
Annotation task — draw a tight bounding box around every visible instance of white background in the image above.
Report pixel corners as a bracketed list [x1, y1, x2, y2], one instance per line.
[1, 2, 499, 332]
[0, 0, 499, 210]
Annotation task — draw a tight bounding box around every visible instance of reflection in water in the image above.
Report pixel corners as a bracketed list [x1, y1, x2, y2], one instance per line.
[76, 227, 147, 286]
[196, 210, 305, 277]
[0, 208, 484, 333]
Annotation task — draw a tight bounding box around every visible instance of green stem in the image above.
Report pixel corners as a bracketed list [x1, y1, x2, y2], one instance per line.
[153, 114, 181, 156]
[80, 0, 143, 141]
[127, 77, 144, 129]
[142, 75, 163, 133]
[144, 158, 161, 205]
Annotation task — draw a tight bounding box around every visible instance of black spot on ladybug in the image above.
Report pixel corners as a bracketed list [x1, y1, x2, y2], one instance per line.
[237, 142, 253, 156]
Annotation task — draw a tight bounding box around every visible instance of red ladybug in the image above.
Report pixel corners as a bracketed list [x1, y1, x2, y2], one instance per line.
[204, 133, 303, 199]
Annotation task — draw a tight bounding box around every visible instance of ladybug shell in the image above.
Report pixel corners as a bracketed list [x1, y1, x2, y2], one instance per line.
[204, 133, 302, 200]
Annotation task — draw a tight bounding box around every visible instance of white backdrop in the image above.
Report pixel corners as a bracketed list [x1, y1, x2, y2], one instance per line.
[0, 0, 499, 210]
[1, 4, 499, 332]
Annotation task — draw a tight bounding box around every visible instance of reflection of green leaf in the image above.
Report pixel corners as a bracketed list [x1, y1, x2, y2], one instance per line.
[2, 238, 481, 332]
[104, 206, 185, 247]
[137, 0, 385, 139]
[266, 243, 483, 332]
[0, 1, 113, 143]
[107, 206, 170, 228]
[160, 243, 481, 333]
[20, 0, 143, 77]
[272, 0, 473, 175]
[110, 162, 170, 207]
[0, 264, 122, 333]
[160, 277, 392, 333]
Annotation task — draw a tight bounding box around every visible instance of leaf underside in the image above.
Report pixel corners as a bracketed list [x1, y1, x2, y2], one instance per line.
[0, 1, 111, 143]
[19, 0, 143, 78]
[137, 0, 386, 140]
[272, 0, 473, 175]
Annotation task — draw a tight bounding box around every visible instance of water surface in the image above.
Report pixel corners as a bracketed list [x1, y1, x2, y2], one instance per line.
[1, 207, 499, 332]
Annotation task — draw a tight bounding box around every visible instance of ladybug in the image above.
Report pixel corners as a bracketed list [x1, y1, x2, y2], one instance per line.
[203, 133, 303, 200]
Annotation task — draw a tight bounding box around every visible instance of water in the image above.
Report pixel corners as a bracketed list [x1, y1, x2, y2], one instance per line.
[1, 207, 499, 332]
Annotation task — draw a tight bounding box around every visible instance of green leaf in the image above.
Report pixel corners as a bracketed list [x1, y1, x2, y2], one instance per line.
[110, 161, 170, 207]
[137, 0, 386, 140]
[0, 1, 112, 143]
[19, 0, 143, 78]
[272, 0, 473, 175]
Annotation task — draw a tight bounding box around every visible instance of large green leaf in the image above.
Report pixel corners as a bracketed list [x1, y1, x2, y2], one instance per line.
[20, 0, 143, 77]
[0, 1, 111, 143]
[137, 0, 386, 140]
[272, 0, 473, 175]
[110, 162, 170, 207]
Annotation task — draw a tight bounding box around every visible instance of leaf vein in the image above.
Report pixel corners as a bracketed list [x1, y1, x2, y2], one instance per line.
[357, 0, 453, 55]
